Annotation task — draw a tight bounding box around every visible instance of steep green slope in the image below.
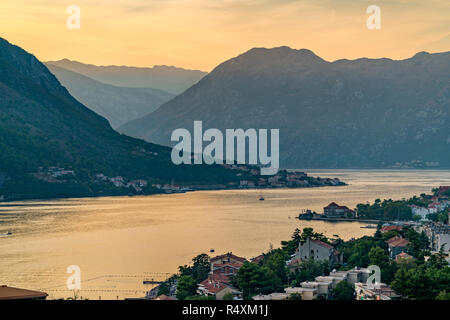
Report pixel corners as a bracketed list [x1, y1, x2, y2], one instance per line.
[0, 38, 239, 200]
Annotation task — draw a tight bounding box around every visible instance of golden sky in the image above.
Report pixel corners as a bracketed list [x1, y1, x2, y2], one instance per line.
[0, 0, 449, 71]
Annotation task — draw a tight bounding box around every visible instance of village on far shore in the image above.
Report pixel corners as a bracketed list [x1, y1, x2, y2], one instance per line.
[146, 186, 450, 302]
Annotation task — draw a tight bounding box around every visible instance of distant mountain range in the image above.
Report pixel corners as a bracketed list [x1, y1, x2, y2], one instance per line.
[45, 64, 174, 128]
[119, 46, 450, 169]
[0, 37, 242, 200]
[45, 59, 207, 94]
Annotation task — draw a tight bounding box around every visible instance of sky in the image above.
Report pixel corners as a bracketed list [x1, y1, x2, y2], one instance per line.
[0, 0, 449, 71]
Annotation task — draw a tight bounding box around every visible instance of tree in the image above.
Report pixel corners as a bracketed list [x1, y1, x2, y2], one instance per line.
[391, 262, 450, 300]
[235, 262, 283, 300]
[262, 249, 289, 284]
[176, 275, 197, 300]
[368, 246, 388, 267]
[287, 293, 302, 300]
[158, 282, 170, 296]
[222, 292, 234, 300]
[293, 258, 331, 284]
[436, 290, 450, 300]
[333, 281, 354, 300]
[178, 253, 211, 283]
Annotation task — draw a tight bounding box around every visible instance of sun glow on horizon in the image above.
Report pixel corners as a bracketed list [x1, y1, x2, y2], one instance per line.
[0, 0, 448, 71]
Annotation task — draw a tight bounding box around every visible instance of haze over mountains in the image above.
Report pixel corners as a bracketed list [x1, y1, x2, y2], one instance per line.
[45, 64, 174, 128]
[119, 46, 450, 169]
[45, 59, 207, 94]
[0, 37, 240, 200]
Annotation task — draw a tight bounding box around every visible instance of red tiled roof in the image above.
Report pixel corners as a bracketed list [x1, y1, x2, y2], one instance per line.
[381, 225, 403, 232]
[251, 255, 264, 264]
[324, 202, 352, 211]
[199, 274, 232, 294]
[213, 263, 243, 269]
[153, 294, 175, 300]
[210, 252, 247, 264]
[325, 202, 339, 208]
[387, 237, 409, 247]
[287, 257, 302, 266]
[395, 252, 414, 260]
[310, 239, 334, 250]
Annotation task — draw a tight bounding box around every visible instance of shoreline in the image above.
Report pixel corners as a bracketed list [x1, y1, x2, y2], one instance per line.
[0, 183, 346, 204]
[297, 215, 389, 224]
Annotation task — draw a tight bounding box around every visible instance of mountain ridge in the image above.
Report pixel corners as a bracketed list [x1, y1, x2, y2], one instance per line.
[45, 64, 174, 128]
[0, 37, 241, 200]
[119, 46, 450, 169]
[45, 58, 207, 94]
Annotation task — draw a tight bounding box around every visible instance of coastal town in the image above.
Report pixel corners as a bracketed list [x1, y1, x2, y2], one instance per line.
[142, 186, 450, 301]
[1, 186, 449, 301]
[24, 166, 345, 197]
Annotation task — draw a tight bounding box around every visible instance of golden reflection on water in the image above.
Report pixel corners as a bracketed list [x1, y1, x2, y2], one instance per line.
[1, 170, 450, 299]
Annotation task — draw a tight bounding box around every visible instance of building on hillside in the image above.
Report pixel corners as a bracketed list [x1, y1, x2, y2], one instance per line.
[256, 267, 371, 300]
[355, 282, 399, 300]
[395, 252, 415, 263]
[284, 287, 318, 300]
[295, 238, 342, 265]
[0, 285, 48, 300]
[420, 223, 450, 253]
[286, 256, 303, 273]
[386, 237, 410, 258]
[252, 293, 288, 300]
[323, 202, 355, 218]
[409, 205, 430, 221]
[197, 273, 242, 300]
[381, 225, 403, 233]
[437, 186, 450, 197]
[299, 281, 331, 298]
[210, 252, 247, 275]
[152, 294, 175, 300]
[250, 254, 265, 264]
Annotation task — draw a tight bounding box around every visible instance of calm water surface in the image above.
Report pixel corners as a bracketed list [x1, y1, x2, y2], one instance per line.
[1, 170, 450, 299]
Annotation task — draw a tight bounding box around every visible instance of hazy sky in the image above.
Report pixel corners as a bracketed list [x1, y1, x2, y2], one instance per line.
[0, 0, 448, 71]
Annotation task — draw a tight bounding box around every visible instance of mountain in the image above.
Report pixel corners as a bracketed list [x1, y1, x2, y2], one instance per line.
[0, 37, 241, 200]
[45, 59, 207, 94]
[119, 46, 450, 169]
[45, 64, 174, 128]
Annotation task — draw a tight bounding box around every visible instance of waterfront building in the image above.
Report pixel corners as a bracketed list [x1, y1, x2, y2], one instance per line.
[323, 202, 355, 218]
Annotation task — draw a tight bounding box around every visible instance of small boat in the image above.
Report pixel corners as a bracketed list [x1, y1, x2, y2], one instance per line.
[259, 196, 265, 201]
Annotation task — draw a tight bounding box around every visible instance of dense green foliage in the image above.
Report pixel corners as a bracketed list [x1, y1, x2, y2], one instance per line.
[178, 254, 211, 283]
[176, 275, 198, 300]
[427, 209, 449, 224]
[332, 281, 354, 300]
[175, 221, 448, 300]
[157, 282, 170, 296]
[356, 199, 413, 221]
[391, 256, 450, 300]
[234, 262, 283, 300]
[290, 258, 331, 287]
